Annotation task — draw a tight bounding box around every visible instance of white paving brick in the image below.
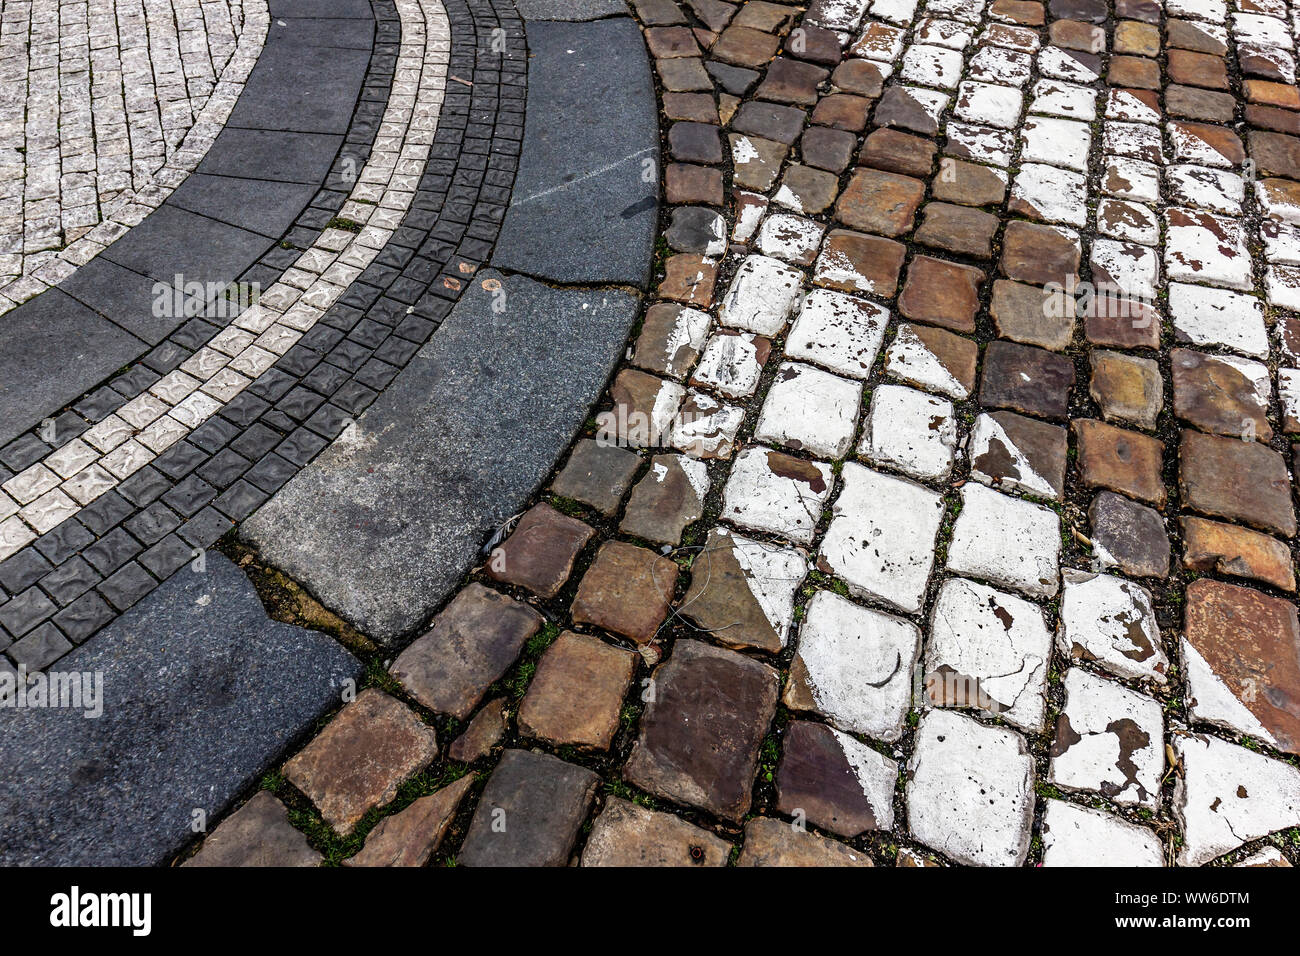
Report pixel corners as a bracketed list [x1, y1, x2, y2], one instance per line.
[784, 288, 889, 379]
[858, 383, 957, 481]
[718, 254, 804, 336]
[1041, 801, 1163, 866]
[754, 362, 862, 459]
[819, 462, 945, 613]
[1057, 569, 1168, 683]
[721, 445, 833, 545]
[946, 483, 1060, 598]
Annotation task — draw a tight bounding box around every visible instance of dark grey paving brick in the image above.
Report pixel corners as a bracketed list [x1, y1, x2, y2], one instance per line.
[0, 552, 361, 865]
[242, 270, 640, 643]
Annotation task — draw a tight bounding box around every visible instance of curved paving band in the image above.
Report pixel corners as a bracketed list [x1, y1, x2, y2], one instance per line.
[3, 0, 1300, 869]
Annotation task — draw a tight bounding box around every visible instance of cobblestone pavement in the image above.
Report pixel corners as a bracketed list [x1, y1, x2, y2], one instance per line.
[0, 0, 265, 309]
[3, 0, 1300, 867]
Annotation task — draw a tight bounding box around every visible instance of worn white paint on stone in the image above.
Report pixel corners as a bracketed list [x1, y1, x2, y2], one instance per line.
[1041, 800, 1163, 867]
[819, 462, 945, 613]
[754, 362, 863, 459]
[1169, 124, 1238, 168]
[785, 589, 921, 741]
[967, 44, 1033, 86]
[828, 726, 900, 830]
[945, 122, 1015, 166]
[967, 413, 1058, 499]
[1182, 639, 1278, 746]
[757, 213, 825, 265]
[721, 445, 833, 545]
[719, 254, 804, 336]
[1057, 569, 1168, 683]
[808, 0, 872, 31]
[954, 80, 1023, 129]
[669, 390, 746, 460]
[643, 306, 711, 378]
[1102, 156, 1160, 204]
[1235, 846, 1292, 867]
[1037, 46, 1100, 82]
[853, 20, 908, 60]
[1167, 282, 1269, 358]
[1020, 116, 1090, 171]
[906, 709, 1035, 867]
[784, 288, 889, 379]
[717, 527, 809, 649]
[1257, 178, 1300, 223]
[1266, 264, 1300, 311]
[901, 44, 965, 88]
[733, 189, 768, 242]
[1029, 79, 1096, 119]
[1165, 208, 1253, 290]
[946, 483, 1060, 598]
[1174, 733, 1300, 867]
[859, 384, 957, 481]
[1050, 668, 1163, 807]
[1279, 369, 1300, 432]
[1011, 163, 1087, 226]
[884, 324, 970, 399]
[1091, 238, 1159, 300]
[924, 576, 1052, 731]
[1106, 88, 1161, 125]
[916, 16, 974, 49]
[1166, 164, 1245, 216]
[691, 331, 769, 399]
[1097, 199, 1159, 246]
[1103, 122, 1162, 164]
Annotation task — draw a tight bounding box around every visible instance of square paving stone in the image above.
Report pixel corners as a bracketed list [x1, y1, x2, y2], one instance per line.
[819, 463, 945, 612]
[722, 446, 833, 544]
[968, 410, 1068, 499]
[873, 86, 947, 136]
[914, 202, 1000, 258]
[1057, 568, 1167, 681]
[459, 749, 600, 867]
[1049, 667, 1163, 807]
[486, 503, 594, 599]
[924, 576, 1052, 732]
[754, 362, 863, 459]
[1090, 350, 1163, 429]
[185, 791, 320, 867]
[571, 540, 678, 644]
[1179, 429, 1296, 536]
[691, 330, 772, 398]
[989, 279, 1074, 351]
[1173, 734, 1300, 867]
[774, 164, 841, 215]
[1010, 163, 1087, 226]
[624, 639, 778, 821]
[811, 93, 874, 132]
[1041, 800, 1162, 867]
[598, 369, 686, 447]
[756, 213, 825, 266]
[343, 775, 475, 868]
[632, 303, 712, 379]
[669, 391, 746, 459]
[737, 815, 872, 866]
[776, 721, 897, 837]
[756, 57, 830, 105]
[1088, 491, 1170, 579]
[835, 168, 926, 237]
[669, 122, 724, 164]
[932, 157, 1007, 206]
[666, 163, 724, 205]
[898, 256, 984, 333]
[581, 796, 732, 866]
[1181, 516, 1295, 592]
[1000, 220, 1081, 285]
[284, 689, 438, 835]
[859, 384, 958, 481]
[802, 125, 858, 173]
[1082, 292, 1161, 350]
[551, 439, 642, 516]
[519, 631, 637, 750]
[813, 229, 907, 297]
[784, 590, 922, 741]
[906, 709, 1034, 867]
[730, 133, 790, 191]
[719, 254, 804, 335]
[1172, 349, 1272, 442]
[980, 340, 1076, 420]
[681, 527, 808, 652]
[784, 288, 888, 378]
[861, 128, 938, 178]
[1183, 579, 1300, 754]
[884, 323, 979, 399]
[1075, 419, 1166, 507]
[620, 453, 710, 545]
[390, 584, 544, 719]
[713, 24, 782, 67]
[732, 100, 809, 144]
[947, 482, 1060, 598]
[831, 58, 887, 97]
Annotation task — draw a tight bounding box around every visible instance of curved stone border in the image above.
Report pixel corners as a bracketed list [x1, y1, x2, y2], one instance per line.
[0, 0, 526, 673]
[0, 0, 271, 313]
